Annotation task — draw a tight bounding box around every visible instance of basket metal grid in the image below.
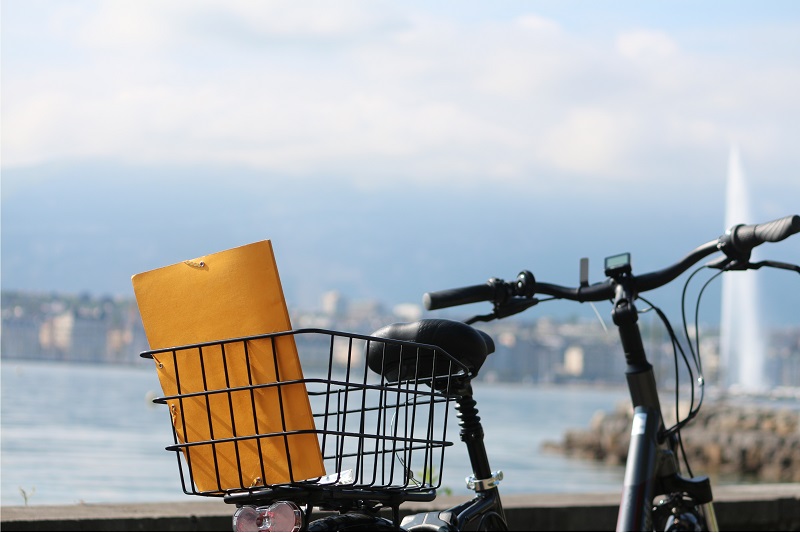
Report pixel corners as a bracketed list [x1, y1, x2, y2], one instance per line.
[141, 328, 469, 500]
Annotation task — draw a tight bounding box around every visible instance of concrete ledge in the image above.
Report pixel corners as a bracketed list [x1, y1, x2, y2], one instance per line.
[0, 501, 231, 532]
[2, 484, 798, 531]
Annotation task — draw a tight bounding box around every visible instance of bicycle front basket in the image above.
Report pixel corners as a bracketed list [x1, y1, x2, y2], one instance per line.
[141, 328, 470, 498]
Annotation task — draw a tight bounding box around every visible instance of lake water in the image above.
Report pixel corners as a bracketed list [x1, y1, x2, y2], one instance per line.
[1, 359, 629, 507]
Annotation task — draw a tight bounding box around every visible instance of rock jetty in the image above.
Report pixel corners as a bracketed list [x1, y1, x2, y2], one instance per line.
[543, 401, 800, 483]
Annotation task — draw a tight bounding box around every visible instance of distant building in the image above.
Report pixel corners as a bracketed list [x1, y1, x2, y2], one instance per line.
[322, 291, 347, 316]
[1, 312, 40, 359]
[563, 346, 584, 376]
[1, 291, 150, 365]
[1, 290, 798, 386]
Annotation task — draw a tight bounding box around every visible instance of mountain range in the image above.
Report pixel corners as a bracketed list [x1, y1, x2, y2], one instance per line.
[2, 161, 798, 327]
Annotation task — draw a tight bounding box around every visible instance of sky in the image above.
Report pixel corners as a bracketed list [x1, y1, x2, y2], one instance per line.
[4, 0, 800, 184]
[2, 1, 799, 324]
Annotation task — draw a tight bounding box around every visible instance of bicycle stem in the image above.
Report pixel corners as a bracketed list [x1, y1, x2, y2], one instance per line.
[611, 275, 664, 429]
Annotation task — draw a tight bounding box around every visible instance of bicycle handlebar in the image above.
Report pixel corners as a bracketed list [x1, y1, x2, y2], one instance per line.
[424, 215, 800, 311]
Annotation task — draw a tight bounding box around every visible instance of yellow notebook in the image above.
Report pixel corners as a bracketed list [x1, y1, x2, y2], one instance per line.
[132, 240, 325, 492]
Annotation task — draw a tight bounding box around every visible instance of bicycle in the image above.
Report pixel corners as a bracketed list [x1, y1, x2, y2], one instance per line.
[141, 214, 798, 531]
[422, 213, 799, 531]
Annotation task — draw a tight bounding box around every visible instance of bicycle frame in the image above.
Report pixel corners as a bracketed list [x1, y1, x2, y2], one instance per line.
[401, 381, 508, 531]
[611, 273, 718, 532]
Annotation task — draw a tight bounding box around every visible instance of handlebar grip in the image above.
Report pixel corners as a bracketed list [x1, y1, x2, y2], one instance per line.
[423, 283, 496, 310]
[728, 214, 800, 254]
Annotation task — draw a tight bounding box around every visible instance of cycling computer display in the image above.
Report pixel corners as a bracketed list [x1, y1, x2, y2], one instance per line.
[605, 252, 632, 277]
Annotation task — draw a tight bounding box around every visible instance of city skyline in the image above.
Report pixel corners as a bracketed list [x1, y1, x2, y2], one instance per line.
[3, 288, 799, 391]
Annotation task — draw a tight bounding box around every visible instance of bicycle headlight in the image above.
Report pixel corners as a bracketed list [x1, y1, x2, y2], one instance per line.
[233, 501, 303, 532]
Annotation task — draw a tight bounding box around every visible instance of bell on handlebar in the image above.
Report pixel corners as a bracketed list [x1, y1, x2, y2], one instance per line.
[515, 270, 536, 297]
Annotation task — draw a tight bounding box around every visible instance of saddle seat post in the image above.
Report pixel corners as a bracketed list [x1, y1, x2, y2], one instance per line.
[453, 383, 493, 484]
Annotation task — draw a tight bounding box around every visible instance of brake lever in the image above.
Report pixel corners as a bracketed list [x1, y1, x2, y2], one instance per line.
[465, 313, 497, 325]
[707, 256, 800, 274]
[464, 297, 540, 325]
[706, 256, 747, 270]
[749, 260, 800, 274]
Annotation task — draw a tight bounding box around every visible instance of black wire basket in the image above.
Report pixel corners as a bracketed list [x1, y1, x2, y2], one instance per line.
[141, 328, 469, 501]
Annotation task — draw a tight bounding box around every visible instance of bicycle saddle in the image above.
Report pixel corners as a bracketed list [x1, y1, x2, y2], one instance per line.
[367, 318, 494, 381]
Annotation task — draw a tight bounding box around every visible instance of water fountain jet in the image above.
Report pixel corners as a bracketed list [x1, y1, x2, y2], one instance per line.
[719, 146, 767, 392]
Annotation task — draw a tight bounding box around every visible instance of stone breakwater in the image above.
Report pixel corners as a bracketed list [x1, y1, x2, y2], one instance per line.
[543, 402, 800, 483]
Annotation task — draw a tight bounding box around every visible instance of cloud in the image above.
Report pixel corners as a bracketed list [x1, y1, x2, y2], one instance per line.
[2, 2, 799, 192]
[76, 0, 400, 49]
[616, 29, 678, 61]
[537, 107, 639, 177]
[516, 14, 562, 34]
